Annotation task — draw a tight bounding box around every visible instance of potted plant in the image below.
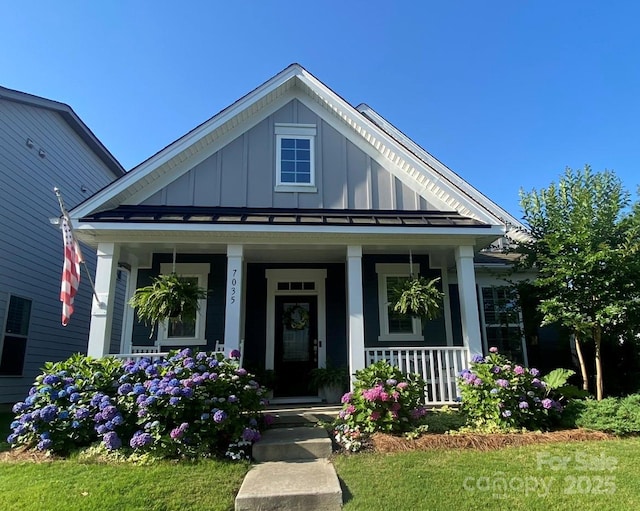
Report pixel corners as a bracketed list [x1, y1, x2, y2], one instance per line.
[390, 276, 444, 320]
[129, 273, 208, 335]
[310, 365, 350, 404]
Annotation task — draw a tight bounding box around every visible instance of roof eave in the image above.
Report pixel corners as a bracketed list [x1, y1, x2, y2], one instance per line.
[0, 85, 125, 178]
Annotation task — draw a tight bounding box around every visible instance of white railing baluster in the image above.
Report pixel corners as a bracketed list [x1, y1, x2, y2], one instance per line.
[452, 350, 461, 400]
[363, 346, 468, 405]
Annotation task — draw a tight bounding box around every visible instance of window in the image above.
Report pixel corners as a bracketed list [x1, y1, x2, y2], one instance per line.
[157, 263, 209, 346]
[376, 264, 423, 341]
[275, 124, 316, 192]
[1, 295, 32, 376]
[480, 286, 527, 364]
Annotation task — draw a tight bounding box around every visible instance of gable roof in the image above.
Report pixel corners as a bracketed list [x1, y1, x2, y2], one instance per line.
[0, 85, 125, 178]
[356, 105, 529, 242]
[67, 64, 527, 241]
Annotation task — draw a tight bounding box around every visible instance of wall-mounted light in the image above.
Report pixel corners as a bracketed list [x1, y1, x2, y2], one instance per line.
[38, 149, 46, 158]
[26, 138, 34, 148]
[80, 185, 88, 193]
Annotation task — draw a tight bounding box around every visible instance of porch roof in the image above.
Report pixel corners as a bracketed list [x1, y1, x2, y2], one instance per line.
[80, 206, 491, 229]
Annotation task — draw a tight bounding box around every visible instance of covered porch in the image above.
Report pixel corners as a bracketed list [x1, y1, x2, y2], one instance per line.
[87, 246, 486, 405]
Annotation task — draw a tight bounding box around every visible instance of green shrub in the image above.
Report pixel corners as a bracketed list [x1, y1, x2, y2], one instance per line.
[423, 406, 466, 434]
[574, 394, 640, 435]
[7, 349, 267, 460]
[458, 348, 574, 432]
[332, 361, 427, 451]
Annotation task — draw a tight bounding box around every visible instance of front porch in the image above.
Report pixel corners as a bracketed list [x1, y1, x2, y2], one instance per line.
[85, 236, 486, 406]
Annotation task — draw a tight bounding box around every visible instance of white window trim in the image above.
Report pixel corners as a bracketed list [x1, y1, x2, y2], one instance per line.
[157, 263, 210, 346]
[375, 263, 423, 342]
[274, 123, 317, 192]
[478, 284, 528, 366]
[0, 294, 32, 377]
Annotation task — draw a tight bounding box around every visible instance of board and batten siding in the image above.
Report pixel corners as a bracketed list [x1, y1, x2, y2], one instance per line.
[0, 99, 122, 403]
[142, 99, 434, 211]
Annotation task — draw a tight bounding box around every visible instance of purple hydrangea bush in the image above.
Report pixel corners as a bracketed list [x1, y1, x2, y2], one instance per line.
[7, 349, 267, 460]
[458, 348, 570, 432]
[332, 361, 427, 451]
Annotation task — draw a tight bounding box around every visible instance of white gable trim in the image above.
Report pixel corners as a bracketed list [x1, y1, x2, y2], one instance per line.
[70, 64, 518, 229]
[70, 65, 302, 219]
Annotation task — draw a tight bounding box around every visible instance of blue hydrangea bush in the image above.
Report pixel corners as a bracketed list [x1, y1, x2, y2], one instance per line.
[332, 361, 428, 451]
[458, 347, 573, 432]
[7, 349, 267, 460]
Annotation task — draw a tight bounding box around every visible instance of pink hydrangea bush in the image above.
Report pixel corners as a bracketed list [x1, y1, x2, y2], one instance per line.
[333, 361, 427, 451]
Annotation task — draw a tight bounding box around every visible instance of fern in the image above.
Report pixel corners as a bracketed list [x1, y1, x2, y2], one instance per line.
[390, 276, 444, 320]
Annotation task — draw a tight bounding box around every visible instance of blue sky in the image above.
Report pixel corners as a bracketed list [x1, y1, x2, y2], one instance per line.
[2, 1, 638, 218]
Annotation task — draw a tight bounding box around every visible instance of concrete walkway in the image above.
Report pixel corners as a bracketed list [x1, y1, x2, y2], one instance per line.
[235, 407, 343, 510]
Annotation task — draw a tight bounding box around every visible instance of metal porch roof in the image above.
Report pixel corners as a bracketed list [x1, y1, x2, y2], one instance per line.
[80, 206, 491, 229]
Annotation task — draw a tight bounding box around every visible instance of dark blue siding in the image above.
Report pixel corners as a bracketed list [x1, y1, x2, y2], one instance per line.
[130, 254, 226, 350]
[362, 254, 445, 348]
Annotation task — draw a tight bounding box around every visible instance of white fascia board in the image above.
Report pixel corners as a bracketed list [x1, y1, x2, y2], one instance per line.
[70, 65, 304, 219]
[74, 221, 505, 238]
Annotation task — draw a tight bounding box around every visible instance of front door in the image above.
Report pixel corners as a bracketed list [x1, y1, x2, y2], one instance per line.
[274, 296, 318, 397]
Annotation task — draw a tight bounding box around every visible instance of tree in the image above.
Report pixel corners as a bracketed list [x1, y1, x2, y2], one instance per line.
[518, 166, 640, 400]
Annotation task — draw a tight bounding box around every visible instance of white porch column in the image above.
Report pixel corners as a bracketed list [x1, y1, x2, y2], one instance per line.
[87, 242, 120, 358]
[347, 245, 365, 388]
[455, 245, 483, 358]
[224, 244, 243, 355]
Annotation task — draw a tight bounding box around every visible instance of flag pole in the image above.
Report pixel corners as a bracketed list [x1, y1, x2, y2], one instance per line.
[53, 187, 102, 304]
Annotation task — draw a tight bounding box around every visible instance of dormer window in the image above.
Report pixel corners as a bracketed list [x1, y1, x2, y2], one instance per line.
[275, 124, 317, 192]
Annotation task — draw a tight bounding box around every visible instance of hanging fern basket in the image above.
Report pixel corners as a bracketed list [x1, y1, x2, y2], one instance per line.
[128, 273, 208, 334]
[390, 276, 444, 320]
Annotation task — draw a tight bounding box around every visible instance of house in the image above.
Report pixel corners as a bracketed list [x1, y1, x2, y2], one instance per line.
[0, 86, 125, 403]
[68, 64, 532, 404]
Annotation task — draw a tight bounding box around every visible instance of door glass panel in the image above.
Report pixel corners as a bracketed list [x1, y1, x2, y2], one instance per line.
[282, 302, 310, 362]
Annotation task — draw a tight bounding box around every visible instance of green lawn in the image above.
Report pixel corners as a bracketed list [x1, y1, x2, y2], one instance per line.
[0, 458, 248, 511]
[334, 438, 640, 511]
[3, 406, 638, 511]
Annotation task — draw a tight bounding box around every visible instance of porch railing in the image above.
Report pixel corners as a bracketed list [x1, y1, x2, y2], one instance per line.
[364, 346, 470, 404]
[111, 340, 230, 363]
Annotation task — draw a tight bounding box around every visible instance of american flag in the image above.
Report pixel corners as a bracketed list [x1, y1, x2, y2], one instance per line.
[60, 217, 83, 326]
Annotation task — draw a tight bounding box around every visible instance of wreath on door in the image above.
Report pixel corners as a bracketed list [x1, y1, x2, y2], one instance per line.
[283, 304, 310, 330]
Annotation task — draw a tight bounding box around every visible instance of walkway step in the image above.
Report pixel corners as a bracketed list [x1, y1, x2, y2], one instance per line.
[235, 459, 342, 511]
[253, 427, 332, 462]
[267, 405, 341, 428]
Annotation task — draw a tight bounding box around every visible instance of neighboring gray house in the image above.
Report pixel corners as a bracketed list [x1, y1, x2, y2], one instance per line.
[70, 64, 533, 405]
[0, 86, 125, 403]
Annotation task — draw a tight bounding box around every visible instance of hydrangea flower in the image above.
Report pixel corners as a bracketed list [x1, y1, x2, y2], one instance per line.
[37, 438, 53, 451]
[213, 410, 227, 423]
[103, 431, 122, 451]
[130, 431, 153, 449]
[489, 347, 499, 353]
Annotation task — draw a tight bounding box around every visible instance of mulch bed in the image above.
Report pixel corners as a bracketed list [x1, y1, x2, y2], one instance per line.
[371, 429, 616, 453]
[0, 446, 59, 463]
